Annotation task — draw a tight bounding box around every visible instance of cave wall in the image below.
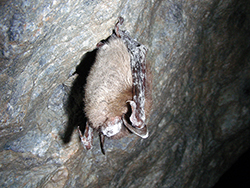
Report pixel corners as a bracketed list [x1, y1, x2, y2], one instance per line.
[0, 0, 250, 187]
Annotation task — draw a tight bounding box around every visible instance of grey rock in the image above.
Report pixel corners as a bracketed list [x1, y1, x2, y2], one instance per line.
[0, 0, 250, 187]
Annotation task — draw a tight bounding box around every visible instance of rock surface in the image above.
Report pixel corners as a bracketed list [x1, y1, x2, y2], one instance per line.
[0, 0, 250, 187]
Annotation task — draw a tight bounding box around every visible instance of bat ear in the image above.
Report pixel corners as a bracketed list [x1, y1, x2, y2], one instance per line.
[122, 114, 149, 138]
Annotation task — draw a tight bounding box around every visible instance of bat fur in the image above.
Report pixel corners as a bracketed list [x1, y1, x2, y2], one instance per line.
[84, 37, 151, 139]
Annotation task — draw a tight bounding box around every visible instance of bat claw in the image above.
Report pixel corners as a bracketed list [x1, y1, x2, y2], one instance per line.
[114, 16, 124, 38]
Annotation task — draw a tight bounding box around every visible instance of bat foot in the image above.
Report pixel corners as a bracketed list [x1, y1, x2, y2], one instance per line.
[114, 16, 124, 37]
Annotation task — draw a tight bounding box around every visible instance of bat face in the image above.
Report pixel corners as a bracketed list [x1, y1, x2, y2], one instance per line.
[78, 17, 151, 154]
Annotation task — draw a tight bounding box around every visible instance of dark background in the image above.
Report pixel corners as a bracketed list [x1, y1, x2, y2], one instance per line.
[213, 149, 250, 187]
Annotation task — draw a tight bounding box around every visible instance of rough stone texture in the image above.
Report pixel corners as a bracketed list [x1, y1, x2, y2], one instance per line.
[0, 0, 250, 187]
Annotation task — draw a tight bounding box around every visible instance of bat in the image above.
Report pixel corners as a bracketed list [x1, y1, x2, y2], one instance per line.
[77, 17, 151, 154]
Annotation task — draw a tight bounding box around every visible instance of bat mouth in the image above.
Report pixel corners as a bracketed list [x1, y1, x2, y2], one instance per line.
[101, 117, 123, 137]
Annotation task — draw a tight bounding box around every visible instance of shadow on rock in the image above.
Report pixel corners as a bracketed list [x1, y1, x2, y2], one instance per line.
[61, 49, 98, 143]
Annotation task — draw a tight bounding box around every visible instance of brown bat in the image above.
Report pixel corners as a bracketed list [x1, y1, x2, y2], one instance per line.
[78, 17, 151, 154]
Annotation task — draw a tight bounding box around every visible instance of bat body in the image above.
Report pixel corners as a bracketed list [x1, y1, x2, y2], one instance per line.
[84, 37, 132, 139]
[78, 17, 151, 154]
